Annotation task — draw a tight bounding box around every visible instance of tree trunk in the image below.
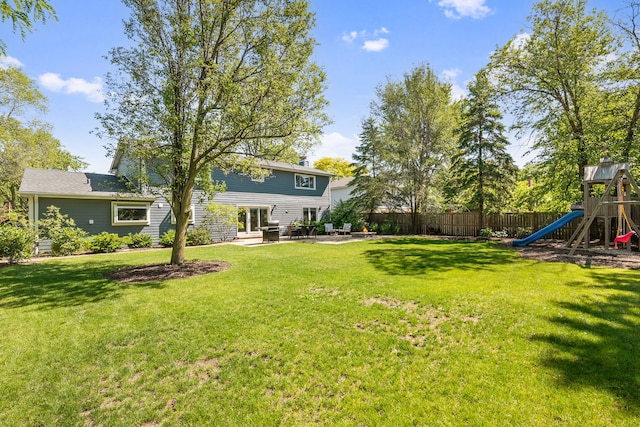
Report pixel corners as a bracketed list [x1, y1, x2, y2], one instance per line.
[170, 186, 194, 265]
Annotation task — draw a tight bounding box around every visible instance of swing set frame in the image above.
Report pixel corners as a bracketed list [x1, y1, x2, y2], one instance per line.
[567, 160, 640, 255]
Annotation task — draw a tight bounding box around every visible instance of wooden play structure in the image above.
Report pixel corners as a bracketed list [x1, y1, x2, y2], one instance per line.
[568, 159, 640, 255]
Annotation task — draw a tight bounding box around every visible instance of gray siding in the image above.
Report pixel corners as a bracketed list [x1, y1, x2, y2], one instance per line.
[32, 166, 330, 248]
[213, 169, 330, 197]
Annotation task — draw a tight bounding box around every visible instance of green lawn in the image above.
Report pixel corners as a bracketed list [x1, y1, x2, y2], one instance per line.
[1, 237, 639, 426]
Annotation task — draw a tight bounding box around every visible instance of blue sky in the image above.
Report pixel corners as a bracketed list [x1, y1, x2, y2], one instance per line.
[0, 0, 618, 173]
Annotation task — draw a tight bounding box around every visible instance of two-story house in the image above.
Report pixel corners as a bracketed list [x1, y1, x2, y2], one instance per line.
[19, 157, 332, 246]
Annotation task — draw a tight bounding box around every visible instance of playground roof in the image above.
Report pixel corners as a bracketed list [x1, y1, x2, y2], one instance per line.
[584, 162, 631, 183]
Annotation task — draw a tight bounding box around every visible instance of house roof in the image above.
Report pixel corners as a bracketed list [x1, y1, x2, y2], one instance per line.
[259, 159, 333, 177]
[109, 152, 334, 177]
[330, 176, 354, 189]
[19, 168, 152, 200]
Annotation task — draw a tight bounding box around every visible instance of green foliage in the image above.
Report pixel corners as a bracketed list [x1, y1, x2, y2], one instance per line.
[202, 203, 239, 242]
[449, 68, 517, 216]
[331, 199, 364, 231]
[313, 157, 355, 178]
[38, 206, 87, 256]
[125, 232, 153, 249]
[97, 0, 329, 265]
[186, 226, 213, 246]
[159, 229, 176, 248]
[88, 232, 123, 254]
[0, 212, 35, 263]
[489, 0, 615, 204]
[0, 66, 86, 210]
[0, 0, 56, 54]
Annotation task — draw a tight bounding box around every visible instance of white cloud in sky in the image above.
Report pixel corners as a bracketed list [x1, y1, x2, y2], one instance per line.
[0, 55, 24, 69]
[363, 38, 390, 52]
[38, 72, 104, 103]
[436, 0, 492, 19]
[309, 132, 358, 164]
[342, 27, 391, 53]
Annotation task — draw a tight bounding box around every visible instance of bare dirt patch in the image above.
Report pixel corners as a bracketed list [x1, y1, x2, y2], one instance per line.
[104, 261, 230, 283]
[507, 240, 640, 270]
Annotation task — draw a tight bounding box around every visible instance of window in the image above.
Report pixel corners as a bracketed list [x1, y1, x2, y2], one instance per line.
[303, 207, 317, 222]
[112, 202, 150, 225]
[295, 174, 315, 190]
[171, 205, 195, 224]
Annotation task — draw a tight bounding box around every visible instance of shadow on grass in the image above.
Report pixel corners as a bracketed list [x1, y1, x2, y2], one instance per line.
[531, 270, 640, 413]
[363, 237, 516, 275]
[0, 259, 164, 310]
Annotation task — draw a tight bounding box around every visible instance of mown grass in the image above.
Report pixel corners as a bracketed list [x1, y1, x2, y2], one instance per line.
[1, 237, 639, 425]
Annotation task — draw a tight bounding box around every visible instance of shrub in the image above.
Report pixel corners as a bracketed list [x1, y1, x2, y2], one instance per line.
[331, 199, 364, 231]
[159, 229, 176, 247]
[38, 206, 88, 256]
[89, 232, 123, 253]
[125, 232, 153, 249]
[0, 224, 36, 264]
[51, 227, 88, 256]
[187, 226, 213, 246]
[479, 227, 494, 238]
[202, 203, 240, 241]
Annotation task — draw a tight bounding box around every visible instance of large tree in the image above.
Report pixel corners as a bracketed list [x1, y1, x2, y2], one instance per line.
[312, 157, 354, 179]
[0, 0, 56, 54]
[450, 68, 516, 224]
[98, 0, 328, 265]
[0, 66, 85, 210]
[372, 64, 457, 232]
[351, 116, 390, 220]
[490, 0, 615, 202]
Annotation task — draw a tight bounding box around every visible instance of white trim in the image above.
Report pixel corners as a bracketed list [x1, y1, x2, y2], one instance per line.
[111, 202, 151, 226]
[294, 174, 316, 190]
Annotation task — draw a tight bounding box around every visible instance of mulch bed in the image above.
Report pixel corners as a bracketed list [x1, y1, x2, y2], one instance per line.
[104, 261, 230, 283]
[508, 240, 640, 270]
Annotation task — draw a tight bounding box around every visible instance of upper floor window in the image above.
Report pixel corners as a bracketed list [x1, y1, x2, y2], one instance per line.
[295, 174, 315, 190]
[112, 202, 150, 226]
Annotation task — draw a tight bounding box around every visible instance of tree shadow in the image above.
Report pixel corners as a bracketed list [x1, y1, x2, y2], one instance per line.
[0, 259, 164, 310]
[363, 238, 517, 275]
[530, 269, 640, 413]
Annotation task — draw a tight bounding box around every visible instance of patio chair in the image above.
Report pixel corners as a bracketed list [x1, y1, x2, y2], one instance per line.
[338, 223, 352, 235]
[324, 223, 336, 235]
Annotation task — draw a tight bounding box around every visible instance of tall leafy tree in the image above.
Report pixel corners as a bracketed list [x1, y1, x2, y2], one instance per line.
[450, 69, 516, 224]
[373, 64, 456, 232]
[490, 0, 615, 203]
[0, 0, 56, 54]
[0, 66, 85, 210]
[606, 0, 640, 162]
[312, 157, 354, 179]
[97, 0, 328, 265]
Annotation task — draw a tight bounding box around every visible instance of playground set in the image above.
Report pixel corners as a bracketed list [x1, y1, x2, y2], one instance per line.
[513, 158, 640, 255]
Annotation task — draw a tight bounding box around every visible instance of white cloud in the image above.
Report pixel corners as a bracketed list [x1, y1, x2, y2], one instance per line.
[442, 68, 461, 82]
[342, 27, 391, 53]
[38, 72, 104, 103]
[309, 132, 358, 164]
[342, 31, 358, 43]
[362, 38, 390, 52]
[0, 55, 23, 69]
[436, 0, 492, 19]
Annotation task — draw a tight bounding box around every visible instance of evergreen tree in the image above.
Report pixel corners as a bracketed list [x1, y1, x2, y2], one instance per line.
[450, 69, 517, 225]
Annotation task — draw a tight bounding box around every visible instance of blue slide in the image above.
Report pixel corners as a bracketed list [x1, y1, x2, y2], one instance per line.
[512, 210, 584, 247]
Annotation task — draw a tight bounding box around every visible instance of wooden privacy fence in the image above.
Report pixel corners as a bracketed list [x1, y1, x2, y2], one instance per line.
[369, 212, 580, 240]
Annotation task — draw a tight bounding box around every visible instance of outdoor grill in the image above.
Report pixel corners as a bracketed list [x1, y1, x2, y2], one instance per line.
[262, 220, 280, 243]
